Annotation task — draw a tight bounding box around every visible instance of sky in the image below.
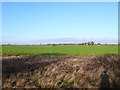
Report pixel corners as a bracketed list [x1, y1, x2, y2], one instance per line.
[0, 2, 2, 45]
[2, 2, 118, 44]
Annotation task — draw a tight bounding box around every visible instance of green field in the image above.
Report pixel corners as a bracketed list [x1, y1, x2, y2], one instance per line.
[1, 45, 119, 56]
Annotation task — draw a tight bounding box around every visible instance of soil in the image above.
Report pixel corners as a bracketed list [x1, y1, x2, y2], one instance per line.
[2, 55, 120, 88]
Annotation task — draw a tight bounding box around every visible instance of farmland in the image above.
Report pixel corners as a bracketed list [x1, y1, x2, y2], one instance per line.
[1, 45, 120, 88]
[2, 45, 119, 55]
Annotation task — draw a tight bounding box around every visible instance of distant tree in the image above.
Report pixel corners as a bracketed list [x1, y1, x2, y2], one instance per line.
[88, 42, 91, 45]
[81, 43, 84, 45]
[98, 43, 101, 45]
[84, 43, 87, 45]
[52, 44, 57, 46]
[91, 41, 94, 45]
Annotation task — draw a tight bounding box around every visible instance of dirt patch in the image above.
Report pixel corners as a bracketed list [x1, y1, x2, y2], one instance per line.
[2, 55, 120, 88]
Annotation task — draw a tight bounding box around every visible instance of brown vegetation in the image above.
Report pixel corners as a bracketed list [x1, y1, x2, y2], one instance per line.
[2, 55, 120, 88]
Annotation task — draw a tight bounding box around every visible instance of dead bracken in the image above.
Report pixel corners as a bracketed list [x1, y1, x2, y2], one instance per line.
[2, 55, 120, 88]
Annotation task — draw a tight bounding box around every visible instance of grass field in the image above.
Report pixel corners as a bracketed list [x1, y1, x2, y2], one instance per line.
[2, 45, 118, 55]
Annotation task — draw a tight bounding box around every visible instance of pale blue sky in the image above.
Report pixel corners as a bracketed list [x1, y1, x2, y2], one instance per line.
[2, 2, 118, 44]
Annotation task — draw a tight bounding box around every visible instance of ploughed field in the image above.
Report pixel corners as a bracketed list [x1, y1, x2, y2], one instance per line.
[1, 45, 120, 88]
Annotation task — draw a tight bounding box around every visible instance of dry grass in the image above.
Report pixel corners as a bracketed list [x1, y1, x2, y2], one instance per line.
[2, 55, 120, 88]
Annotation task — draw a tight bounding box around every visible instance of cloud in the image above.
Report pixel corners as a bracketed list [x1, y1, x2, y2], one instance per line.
[2, 37, 118, 44]
[28, 37, 118, 44]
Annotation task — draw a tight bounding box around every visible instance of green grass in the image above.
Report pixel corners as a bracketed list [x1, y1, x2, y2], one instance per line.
[59, 81, 80, 88]
[1, 45, 119, 56]
[0, 45, 2, 54]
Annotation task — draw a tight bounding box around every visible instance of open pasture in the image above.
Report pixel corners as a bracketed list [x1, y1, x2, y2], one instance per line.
[2, 45, 119, 55]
